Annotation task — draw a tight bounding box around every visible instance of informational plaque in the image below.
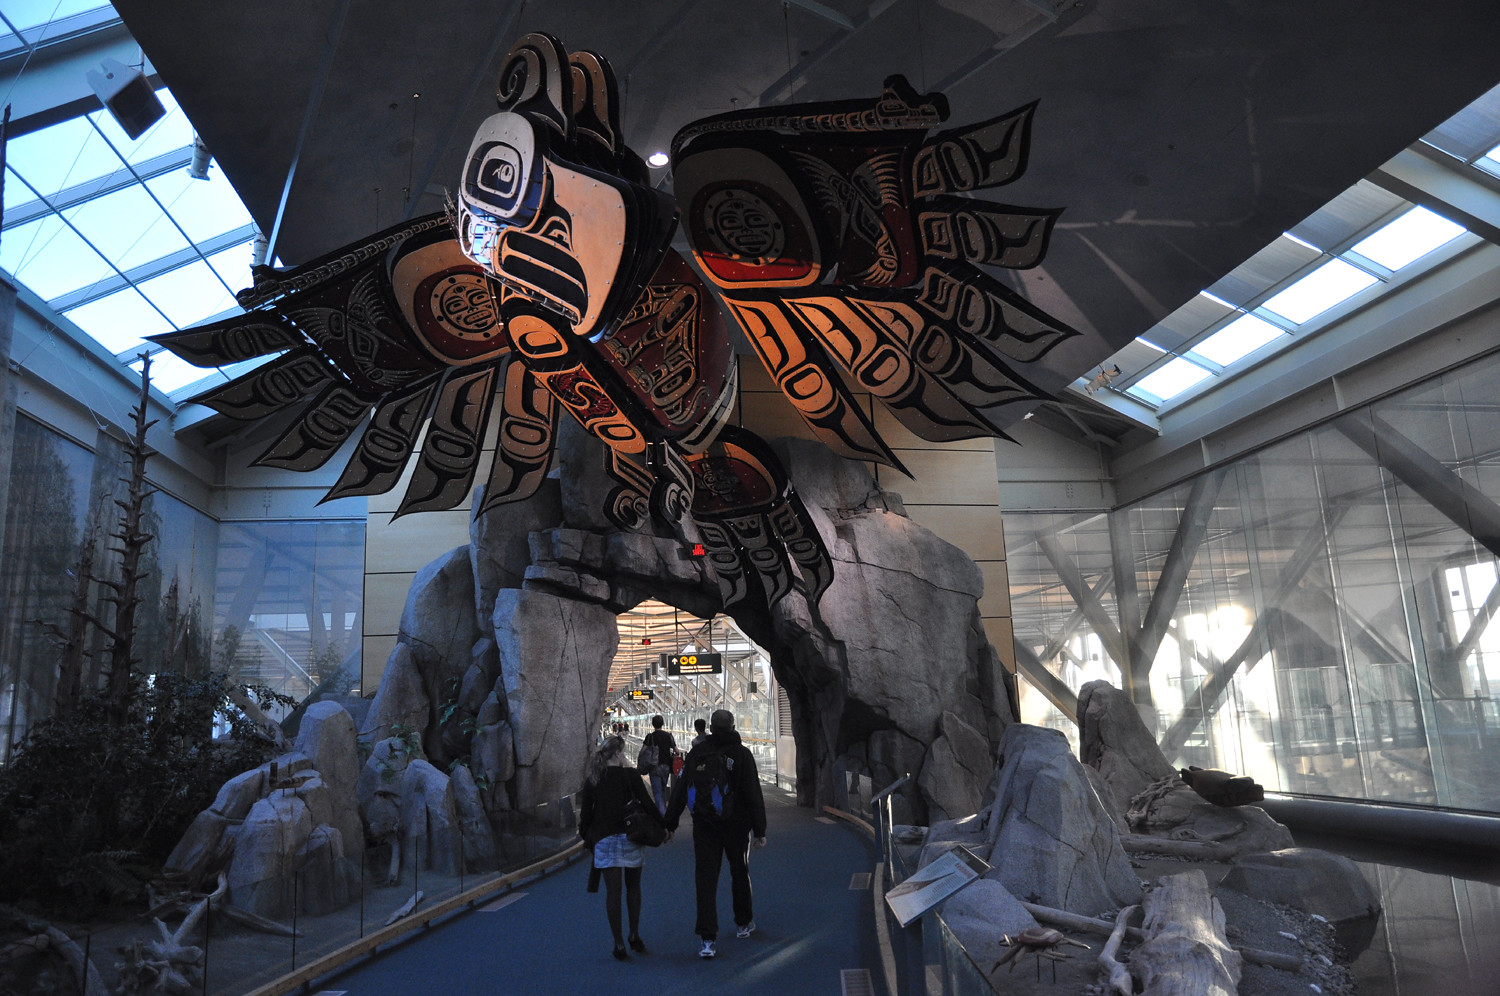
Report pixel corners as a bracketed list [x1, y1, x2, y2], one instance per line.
[885, 845, 990, 927]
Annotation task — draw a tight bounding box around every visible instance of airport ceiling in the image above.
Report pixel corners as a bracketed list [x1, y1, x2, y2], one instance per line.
[111, 0, 1500, 390]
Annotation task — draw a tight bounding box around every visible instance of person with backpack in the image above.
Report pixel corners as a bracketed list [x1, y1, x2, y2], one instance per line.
[639, 714, 677, 813]
[663, 709, 767, 959]
[578, 735, 670, 961]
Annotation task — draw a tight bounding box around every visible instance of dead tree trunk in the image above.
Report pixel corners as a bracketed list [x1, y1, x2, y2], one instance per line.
[1130, 871, 1242, 996]
[102, 355, 158, 728]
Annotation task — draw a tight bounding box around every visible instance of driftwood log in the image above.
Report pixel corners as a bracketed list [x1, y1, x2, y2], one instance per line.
[1098, 904, 1139, 996]
[1119, 833, 1235, 859]
[1131, 871, 1242, 996]
[1018, 899, 1302, 972]
[385, 890, 424, 927]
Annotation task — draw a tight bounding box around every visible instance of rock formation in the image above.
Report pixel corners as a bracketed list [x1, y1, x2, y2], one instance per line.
[1080, 680, 1293, 859]
[360, 419, 1017, 833]
[165, 701, 362, 919]
[920, 724, 1142, 915]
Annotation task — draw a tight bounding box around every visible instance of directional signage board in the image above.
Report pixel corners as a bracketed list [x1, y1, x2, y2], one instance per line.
[629, 689, 654, 700]
[662, 652, 723, 676]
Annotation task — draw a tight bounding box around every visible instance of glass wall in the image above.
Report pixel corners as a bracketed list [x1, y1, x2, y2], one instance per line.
[213, 520, 366, 713]
[0, 414, 222, 760]
[0, 415, 95, 761]
[1007, 349, 1500, 814]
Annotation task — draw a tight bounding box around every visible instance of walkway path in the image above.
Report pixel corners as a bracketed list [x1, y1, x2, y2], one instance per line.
[319, 785, 882, 996]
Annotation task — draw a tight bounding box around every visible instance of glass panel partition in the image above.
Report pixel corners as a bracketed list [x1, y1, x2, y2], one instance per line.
[1007, 348, 1500, 815]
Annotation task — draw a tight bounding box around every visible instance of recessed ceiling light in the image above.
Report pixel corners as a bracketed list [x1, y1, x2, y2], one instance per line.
[647, 151, 670, 167]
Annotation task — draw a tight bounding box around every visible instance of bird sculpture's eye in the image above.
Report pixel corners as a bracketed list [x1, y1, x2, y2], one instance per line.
[467, 142, 525, 213]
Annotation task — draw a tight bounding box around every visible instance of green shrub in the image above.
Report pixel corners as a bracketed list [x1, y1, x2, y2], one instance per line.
[0, 672, 289, 917]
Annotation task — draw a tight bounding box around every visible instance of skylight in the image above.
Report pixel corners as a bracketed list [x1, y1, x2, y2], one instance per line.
[1349, 206, 1466, 270]
[1129, 357, 1213, 402]
[1, 17, 259, 398]
[1481, 142, 1500, 176]
[1189, 313, 1287, 367]
[1260, 258, 1378, 325]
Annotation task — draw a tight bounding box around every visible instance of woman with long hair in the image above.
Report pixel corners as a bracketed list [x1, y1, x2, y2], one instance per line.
[578, 734, 669, 960]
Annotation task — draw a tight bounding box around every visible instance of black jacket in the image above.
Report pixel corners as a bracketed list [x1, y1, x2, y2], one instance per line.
[642, 728, 677, 766]
[663, 729, 767, 836]
[578, 765, 662, 849]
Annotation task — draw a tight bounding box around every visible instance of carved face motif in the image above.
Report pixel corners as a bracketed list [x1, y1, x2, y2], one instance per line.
[456, 110, 628, 339]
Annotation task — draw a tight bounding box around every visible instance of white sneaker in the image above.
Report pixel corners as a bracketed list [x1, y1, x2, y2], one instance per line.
[699, 939, 717, 959]
[736, 921, 756, 938]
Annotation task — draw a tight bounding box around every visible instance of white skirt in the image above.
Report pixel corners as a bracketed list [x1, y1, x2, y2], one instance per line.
[593, 832, 644, 868]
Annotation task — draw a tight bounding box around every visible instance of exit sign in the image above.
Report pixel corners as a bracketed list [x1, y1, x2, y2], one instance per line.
[663, 652, 723, 675]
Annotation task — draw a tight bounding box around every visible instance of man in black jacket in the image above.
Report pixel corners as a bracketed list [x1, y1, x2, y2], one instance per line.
[664, 708, 767, 959]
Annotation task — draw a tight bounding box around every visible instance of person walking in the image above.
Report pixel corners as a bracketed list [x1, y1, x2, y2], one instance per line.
[578, 735, 669, 960]
[641, 714, 677, 814]
[664, 709, 767, 959]
[689, 717, 708, 748]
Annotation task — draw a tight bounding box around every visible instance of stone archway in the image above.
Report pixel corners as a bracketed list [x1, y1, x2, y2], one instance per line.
[362, 419, 1017, 829]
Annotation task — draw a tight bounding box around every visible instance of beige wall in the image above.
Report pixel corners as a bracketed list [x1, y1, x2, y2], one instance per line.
[361, 356, 1017, 694]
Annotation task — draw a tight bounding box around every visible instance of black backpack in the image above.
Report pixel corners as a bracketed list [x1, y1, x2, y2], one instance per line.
[686, 749, 736, 820]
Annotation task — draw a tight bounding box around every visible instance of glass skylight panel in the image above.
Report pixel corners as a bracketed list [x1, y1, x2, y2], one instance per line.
[1349, 206, 1465, 270]
[64, 286, 173, 353]
[1188, 313, 1287, 367]
[5, 117, 122, 195]
[1129, 357, 1213, 402]
[2, 1, 108, 31]
[206, 243, 254, 298]
[1260, 258, 1378, 325]
[65, 183, 189, 274]
[1482, 142, 1500, 172]
[0, 215, 113, 298]
[137, 258, 238, 327]
[133, 350, 218, 394]
[145, 169, 254, 243]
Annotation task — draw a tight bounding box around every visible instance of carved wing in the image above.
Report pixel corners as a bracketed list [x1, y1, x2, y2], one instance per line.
[673, 77, 1077, 467]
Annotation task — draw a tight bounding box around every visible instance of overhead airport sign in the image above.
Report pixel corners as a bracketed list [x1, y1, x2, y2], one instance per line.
[629, 689, 655, 700]
[663, 652, 722, 675]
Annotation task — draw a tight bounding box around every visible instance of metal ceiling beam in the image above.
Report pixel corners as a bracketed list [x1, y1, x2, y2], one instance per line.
[1036, 532, 1129, 666]
[1371, 146, 1500, 248]
[1157, 501, 1352, 760]
[1131, 468, 1229, 694]
[1336, 411, 1500, 561]
[1012, 637, 1078, 722]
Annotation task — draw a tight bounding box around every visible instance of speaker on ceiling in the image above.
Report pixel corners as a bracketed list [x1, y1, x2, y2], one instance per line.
[86, 57, 165, 141]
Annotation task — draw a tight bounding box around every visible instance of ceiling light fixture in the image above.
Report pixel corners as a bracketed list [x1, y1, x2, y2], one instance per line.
[647, 151, 670, 167]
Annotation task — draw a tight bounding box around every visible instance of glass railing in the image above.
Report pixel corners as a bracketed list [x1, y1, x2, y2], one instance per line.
[48, 792, 582, 996]
[871, 775, 996, 996]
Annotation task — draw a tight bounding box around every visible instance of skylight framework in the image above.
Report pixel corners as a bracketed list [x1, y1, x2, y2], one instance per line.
[1104, 200, 1473, 410]
[0, 2, 262, 396]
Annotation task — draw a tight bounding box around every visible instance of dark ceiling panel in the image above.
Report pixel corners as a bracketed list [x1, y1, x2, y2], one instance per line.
[112, 0, 1500, 402]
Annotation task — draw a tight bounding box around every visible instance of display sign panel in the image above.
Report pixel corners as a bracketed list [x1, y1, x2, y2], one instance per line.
[885, 845, 990, 927]
[629, 688, 655, 700]
[662, 652, 723, 675]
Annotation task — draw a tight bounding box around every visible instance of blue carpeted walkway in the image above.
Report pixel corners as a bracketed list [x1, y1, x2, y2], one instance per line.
[320, 785, 881, 996]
